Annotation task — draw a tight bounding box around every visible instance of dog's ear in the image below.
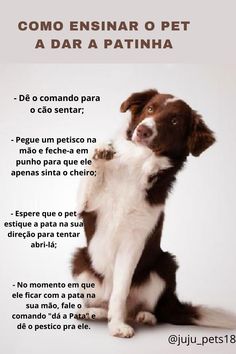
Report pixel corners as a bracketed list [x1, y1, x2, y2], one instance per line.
[188, 112, 215, 156]
[120, 89, 158, 115]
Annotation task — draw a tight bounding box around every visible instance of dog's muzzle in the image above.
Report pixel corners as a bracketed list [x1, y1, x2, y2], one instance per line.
[132, 117, 157, 145]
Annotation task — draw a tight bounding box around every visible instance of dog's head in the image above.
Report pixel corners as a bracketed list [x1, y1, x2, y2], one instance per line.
[121, 89, 215, 159]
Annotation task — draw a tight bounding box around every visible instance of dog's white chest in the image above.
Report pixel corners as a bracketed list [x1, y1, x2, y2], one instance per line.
[87, 139, 166, 278]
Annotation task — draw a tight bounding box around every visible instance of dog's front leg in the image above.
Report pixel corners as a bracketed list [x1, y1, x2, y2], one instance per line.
[108, 238, 145, 338]
[77, 142, 116, 214]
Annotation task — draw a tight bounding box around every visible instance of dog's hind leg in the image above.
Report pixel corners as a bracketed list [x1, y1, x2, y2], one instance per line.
[135, 311, 157, 325]
[127, 271, 166, 326]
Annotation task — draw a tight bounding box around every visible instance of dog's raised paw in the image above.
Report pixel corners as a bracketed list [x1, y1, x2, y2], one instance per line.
[109, 321, 135, 338]
[135, 311, 157, 326]
[93, 143, 116, 161]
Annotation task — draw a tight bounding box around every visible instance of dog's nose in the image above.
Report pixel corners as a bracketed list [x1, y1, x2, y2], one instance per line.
[136, 124, 153, 139]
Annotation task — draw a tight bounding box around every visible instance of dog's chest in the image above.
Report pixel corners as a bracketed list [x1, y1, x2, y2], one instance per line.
[94, 140, 160, 228]
[88, 140, 166, 277]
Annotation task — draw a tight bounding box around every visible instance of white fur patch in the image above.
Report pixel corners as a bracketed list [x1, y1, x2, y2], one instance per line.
[139, 117, 156, 130]
[164, 96, 179, 105]
[194, 306, 236, 329]
[132, 117, 157, 144]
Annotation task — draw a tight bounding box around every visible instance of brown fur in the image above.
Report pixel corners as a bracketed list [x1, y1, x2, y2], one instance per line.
[79, 211, 97, 244]
[72, 247, 103, 281]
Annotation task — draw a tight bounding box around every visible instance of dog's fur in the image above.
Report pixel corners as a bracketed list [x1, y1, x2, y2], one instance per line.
[72, 89, 236, 338]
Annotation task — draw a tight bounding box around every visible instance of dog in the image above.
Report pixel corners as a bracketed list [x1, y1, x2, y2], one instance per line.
[72, 89, 236, 338]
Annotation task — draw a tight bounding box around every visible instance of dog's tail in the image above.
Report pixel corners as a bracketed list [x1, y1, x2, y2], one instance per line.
[155, 291, 236, 329]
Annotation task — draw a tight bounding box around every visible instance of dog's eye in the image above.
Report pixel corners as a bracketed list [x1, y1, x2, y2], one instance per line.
[171, 117, 178, 125]
[147, 106, 153, 113]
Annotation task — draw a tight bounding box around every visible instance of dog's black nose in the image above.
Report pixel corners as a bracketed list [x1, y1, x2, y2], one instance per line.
[136, 124, 153, 139]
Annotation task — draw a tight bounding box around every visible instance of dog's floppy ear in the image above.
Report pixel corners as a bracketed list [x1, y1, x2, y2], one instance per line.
[188, 112, 215, 156]
[120, 89, 158, 115]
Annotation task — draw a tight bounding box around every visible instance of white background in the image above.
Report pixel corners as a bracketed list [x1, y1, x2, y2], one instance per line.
[0, 64, 236, 354]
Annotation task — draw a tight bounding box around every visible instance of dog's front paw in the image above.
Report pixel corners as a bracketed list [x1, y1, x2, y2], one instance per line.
[93, 142, 116, 161]
[108, 320, 134, 338]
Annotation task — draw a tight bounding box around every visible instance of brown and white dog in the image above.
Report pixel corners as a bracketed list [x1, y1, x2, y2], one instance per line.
[72, 89, 236, 338]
